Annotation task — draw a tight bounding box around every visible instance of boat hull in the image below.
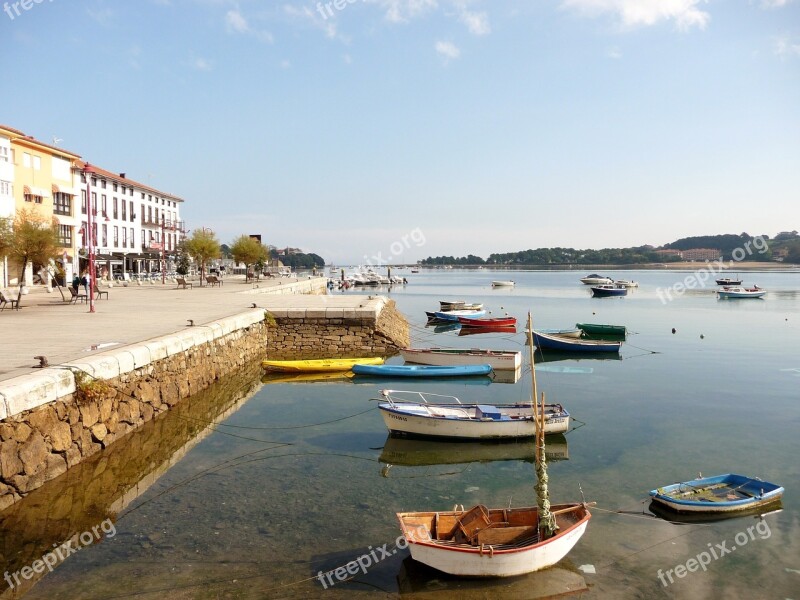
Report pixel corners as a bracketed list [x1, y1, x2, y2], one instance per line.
[261, 357, 383, 372]
[648, 474, 784, 513]
[591, 286, 628, 297]
[379, 403, 570, 439]
[398, 505, 590, 577]
[458, 316, 517, 327]
[400, 348, 521, 371]
[717, 288, 766, 299]
[491, 281, 515, 287]
[354, 364, 493, 377]
[533, 331, 621, 353]
[429, 310, 487, 322]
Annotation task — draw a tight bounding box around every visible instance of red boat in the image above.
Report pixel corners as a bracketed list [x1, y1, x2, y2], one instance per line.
[457, 316, 517, 327]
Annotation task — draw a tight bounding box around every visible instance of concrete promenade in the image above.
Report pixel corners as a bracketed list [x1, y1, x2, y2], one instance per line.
[0, 275, 360, 383]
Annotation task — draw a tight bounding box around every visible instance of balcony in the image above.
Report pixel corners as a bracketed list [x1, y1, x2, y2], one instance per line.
[143, 242, 163, 252]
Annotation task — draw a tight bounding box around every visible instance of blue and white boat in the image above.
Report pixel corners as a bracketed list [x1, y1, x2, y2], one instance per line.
[427, 309, 487, 322]
[532, 330, 622, 353]
[649, 473, 784, 513]
[353, 364, 493, 377]
[590, 285, 628, 298]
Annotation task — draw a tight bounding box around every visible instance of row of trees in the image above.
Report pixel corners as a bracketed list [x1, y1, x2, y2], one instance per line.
[664, 233, 771, 261]
[422, 246, 678, 266]
[180, 231, 271, 283]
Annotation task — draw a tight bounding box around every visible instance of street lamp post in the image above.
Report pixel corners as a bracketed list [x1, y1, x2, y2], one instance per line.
[83, 163, 96, 313]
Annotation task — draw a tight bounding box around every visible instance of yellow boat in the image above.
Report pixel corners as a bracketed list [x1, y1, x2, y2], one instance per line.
[261, 357, 385, 373]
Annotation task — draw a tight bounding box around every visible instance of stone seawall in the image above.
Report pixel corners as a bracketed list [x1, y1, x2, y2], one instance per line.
[264, 297, 410, 360]
[0, 296, 409, 511]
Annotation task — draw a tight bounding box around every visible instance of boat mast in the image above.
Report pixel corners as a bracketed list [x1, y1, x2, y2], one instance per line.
[526, 312, 557, 539]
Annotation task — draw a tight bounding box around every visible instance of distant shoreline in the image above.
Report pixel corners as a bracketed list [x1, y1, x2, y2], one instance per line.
[409, 261, 799, 272]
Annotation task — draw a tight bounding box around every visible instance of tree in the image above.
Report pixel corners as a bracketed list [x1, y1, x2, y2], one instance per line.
[184, 228, 220, 285]
[175, 240, 191, 276]
[230, 235, 269, 281]
[5, 209, 61, 305]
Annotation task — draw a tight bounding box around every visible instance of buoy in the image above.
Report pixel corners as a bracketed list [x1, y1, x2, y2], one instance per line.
[672, 328, 676, 334]
[700, 334, 704, 339]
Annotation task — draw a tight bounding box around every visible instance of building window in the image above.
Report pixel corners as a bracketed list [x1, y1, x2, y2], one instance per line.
[101, 194, 107, 216]
[141, 192, 144, 199]
[102, 224, 107, 247]
[113, 226, 119, 246]
[59, 225, 72, 248]
[130, 228, 134, 247]
[23, 152, 31, 167]
[0, 181, 10, 195]
[81, 222, 87, 245]
[113, 183, 118, 192]
[92, 223, 97, 245]
[148, 206, 152, 223]
[122, 227, 127, 248]
[155, 208, 159, 224]
[91, 192, 97, 215]
[33, 156, 41, 170]
[81, 190, 87, 214]
[130, 201, 135, 221]
[54, 192, 72, 216]
[0, 147, 9, 162]
[24, 193, 43, 204]
[101, 180, 106, 189]
[113, 197, 118, 219]
[121, 199, 127, 221]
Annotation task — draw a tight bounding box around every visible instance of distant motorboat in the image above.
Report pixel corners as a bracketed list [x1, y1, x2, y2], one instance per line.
[580, 274, 613, 285]
[614, 279, 638, 288]
[491, 280, 515, 287]
[591, 285, 628, 297]
[715, 277, 742, 286]
[717, 286, 766, 299]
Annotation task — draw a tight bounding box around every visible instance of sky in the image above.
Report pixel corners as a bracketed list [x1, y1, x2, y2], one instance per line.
[2, 0, 798, 265]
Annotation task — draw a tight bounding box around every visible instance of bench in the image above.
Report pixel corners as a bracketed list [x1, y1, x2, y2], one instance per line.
[176, 277, 193, 289]
[69, 287, 88, 304]
[206, 275, 223, 287]
[1, 290, 20, 311]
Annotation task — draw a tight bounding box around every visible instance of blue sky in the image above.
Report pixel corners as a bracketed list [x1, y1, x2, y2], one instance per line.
[2, 0, 798, 264]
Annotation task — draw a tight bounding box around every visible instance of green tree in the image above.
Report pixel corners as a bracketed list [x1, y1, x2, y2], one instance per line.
[785, 240, 800, 264]
[5, 209, 61, 305]
[175, 240, 191, 276]
[184, 228, 221, 285]
[230, 235, 269, 281]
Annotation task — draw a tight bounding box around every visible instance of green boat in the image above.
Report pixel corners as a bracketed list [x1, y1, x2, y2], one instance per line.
[576, 323, 627, 338]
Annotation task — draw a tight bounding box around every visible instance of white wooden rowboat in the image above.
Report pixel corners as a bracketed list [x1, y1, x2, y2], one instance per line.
[400, 348, 522, 371]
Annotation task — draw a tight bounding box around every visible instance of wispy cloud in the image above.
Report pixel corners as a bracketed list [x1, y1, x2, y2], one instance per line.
[435, 40, 460, 63]
[225, 8, 274, 42]
[284, 4, 346, 42]
[458, 9, 490, 35]
[760, 0, 793, 7]
[773, 34, 800, 58]
[371, 0, 439, 24]
[193, 57, 214, 71]
[606, 46, 622, 59]
[561, 0, 711, 32]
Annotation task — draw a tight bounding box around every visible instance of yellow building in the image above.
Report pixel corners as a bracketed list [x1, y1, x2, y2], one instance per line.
[0, 125, 82, 286]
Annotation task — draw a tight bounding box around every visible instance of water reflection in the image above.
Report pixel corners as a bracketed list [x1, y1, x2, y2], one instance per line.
[378, 434, 568, 468]
[0, 364, 263, 599]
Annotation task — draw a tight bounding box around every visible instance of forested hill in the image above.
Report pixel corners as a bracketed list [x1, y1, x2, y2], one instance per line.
[420, 232, 788, 265]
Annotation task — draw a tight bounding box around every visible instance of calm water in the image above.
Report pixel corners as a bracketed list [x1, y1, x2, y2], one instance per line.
[8, 269, 800, 599]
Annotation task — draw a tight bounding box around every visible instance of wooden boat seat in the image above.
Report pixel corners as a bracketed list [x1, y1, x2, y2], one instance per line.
[477, 525, 538, 546]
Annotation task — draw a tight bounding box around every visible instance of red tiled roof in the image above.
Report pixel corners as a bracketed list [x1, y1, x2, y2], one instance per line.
[73, 159, 184, 203]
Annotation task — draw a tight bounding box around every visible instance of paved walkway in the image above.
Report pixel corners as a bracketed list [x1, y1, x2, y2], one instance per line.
[0, 276, 353, 382]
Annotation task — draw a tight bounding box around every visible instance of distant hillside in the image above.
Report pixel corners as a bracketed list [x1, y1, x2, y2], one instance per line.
[278, 252, 325, 269]
[419, 231, 799, 266]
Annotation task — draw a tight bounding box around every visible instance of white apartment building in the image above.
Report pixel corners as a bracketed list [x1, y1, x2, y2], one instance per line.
[0, 133, 14, 287]
[73, 161, 185, 278]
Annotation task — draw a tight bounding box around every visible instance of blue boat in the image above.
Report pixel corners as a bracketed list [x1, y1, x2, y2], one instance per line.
[428, 309, 487, 322]
[532, 330, 621, 353]
[649, 474, 784, 514]
[352, 364, 493, 377]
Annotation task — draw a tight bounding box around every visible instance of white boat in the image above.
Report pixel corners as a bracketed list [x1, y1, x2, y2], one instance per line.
[396, 313, 590, 576]
[579, 274, 613, 285]
[377, 390, 570, 439]
[397, 504, 591, 577]
[439, 300, 483, 311]
[400, 348, 521, 371]
[536, 328, 583, 339]
[614, 279, 639, 288]
[491, 280, 515, 287]
[717, 286, 766, 299]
